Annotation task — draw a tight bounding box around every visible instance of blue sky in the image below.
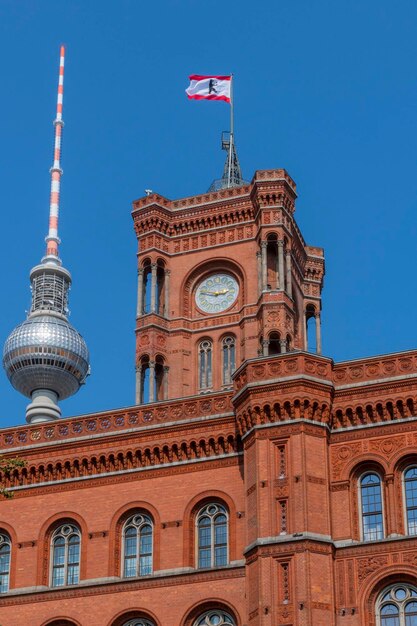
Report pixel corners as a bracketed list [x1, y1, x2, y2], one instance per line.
[0, 0, 416, 427]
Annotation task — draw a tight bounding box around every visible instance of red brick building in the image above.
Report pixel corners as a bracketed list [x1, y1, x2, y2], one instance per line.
[1, 168, 417, 626]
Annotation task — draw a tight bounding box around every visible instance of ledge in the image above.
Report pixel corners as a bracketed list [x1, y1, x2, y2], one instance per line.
[0, 562, 245, 605]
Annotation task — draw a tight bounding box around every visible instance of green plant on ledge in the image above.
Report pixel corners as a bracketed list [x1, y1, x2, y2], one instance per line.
[0, 456, 26, 499]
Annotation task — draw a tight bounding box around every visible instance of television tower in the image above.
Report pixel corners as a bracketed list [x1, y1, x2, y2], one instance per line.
[3, 47, 90, 424]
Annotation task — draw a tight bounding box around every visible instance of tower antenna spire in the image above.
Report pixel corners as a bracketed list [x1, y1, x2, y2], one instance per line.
[45, 45, 65, 261]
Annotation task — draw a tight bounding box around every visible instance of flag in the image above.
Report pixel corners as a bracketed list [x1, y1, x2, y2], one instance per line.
[186, 75, 231, 103]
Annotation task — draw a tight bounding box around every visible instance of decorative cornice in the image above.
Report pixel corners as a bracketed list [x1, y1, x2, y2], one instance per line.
[2, 433, 242, 495]
[0, 392, 234, 452]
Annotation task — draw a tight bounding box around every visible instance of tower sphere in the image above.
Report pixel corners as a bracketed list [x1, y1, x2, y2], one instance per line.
[3, 313, 89, 400]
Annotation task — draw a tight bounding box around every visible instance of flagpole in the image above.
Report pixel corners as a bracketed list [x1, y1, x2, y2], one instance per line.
[227, 75, 234, 187]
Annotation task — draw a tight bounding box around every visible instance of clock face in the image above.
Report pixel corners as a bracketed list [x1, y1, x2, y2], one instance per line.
[195, 273, 239, 314]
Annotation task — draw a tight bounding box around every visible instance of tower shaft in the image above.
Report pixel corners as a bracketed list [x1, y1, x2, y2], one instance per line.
[45, 46, 65, 260]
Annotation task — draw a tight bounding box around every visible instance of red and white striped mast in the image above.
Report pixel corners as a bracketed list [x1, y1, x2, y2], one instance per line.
[45, 45, 65, 262]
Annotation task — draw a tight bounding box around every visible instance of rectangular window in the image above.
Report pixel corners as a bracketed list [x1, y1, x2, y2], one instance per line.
[198, 547, 211, 569]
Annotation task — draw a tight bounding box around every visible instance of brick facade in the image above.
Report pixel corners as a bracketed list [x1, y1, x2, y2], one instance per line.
[0, 169, 416, 625]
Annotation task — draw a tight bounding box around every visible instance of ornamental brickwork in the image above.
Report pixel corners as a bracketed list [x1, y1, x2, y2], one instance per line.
[0, 169, 416, 626]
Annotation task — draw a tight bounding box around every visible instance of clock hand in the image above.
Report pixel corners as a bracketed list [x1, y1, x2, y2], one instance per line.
[200, 288, 230, 296]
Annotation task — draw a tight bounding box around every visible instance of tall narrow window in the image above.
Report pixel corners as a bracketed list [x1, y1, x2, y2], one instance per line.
[194, 610, 235, 625]
[266, 234, 279, 290]
[404, 467, 417, 535]
[155, 356, 166, 401]
[196, 503, 228, 568]
[51, 524, 80, 587]
[140, 356, 166, 404]
[376, 584, 417, 626]
[123, 514, 153, 577]
[222, 336, 235, 385]
[360, 473, 384, 541]
[140, 357, 150, 403]
[156, 262, 165, 316]
[199, 340, 213, 390]
[142, 263, 152, 314]
[0, 533, 11, 593]
[268, 332, 281, 356]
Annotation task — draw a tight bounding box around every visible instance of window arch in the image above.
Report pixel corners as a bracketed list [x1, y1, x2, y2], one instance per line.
[122, 513, 153, 577]
[199, 340, 213, 390]
[50, 524, 81, 587]
[193, 610, 235, 626]
[360, 473, 384, 541]
[196, 503, 228, 568]
[404, 467, 417, 535]
[43, 621, 80, 626]
[222, 336, 235, 386]
[376, 584, 417, 625]
[122, 620, 155, 626]
[0, 533, 11, 593]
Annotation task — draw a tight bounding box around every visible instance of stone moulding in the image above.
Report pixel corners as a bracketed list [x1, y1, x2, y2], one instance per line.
[0, 391, 234, 450]
[0, 563, 245, 606]
[232, 351, 417, 434]
[0, 433, 241, 493]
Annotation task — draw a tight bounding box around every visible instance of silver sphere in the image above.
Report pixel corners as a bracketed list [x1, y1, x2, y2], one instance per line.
[3, 314, 89, 400]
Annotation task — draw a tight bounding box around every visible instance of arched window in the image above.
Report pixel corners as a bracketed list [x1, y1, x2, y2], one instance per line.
[142, 262, 152, 314]
[140, 356, 150, 403]
[376, 584, 417, 625]
[404, 467, 417, 535]
[194, 610, 235, 625]
[122, 513, 153, 577]
[155, 355, 166, 401]
[306, 304, 316, 352]
[51, 524, 80, 587]
[156, 261, 166, 316]
[139, 355, 167, 403]
[142, 260, 167, 316]
[196, 503, 228, 568]
[360, 473, 384, 541]
[266, 234, 279, 290]
[199, 340, 213, 390]
[222, 336, 235, 385]
[268, 332, 281, 356]
[0, 533, 11, 593]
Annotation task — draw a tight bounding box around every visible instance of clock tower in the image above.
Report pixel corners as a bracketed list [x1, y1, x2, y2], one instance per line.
[132, 168, 324, 404]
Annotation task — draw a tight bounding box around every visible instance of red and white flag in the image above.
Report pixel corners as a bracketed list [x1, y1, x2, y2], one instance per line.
[186, 75, 231, 103]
